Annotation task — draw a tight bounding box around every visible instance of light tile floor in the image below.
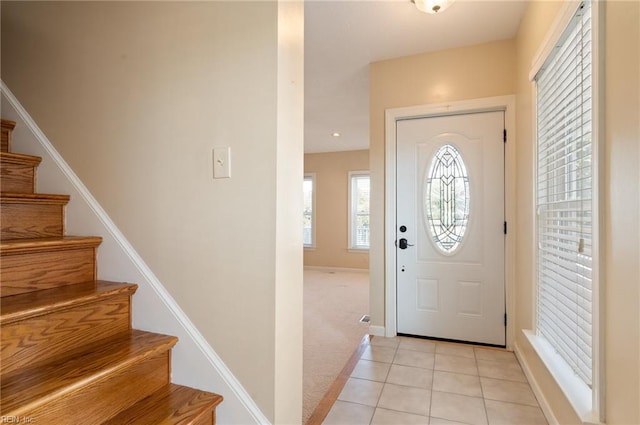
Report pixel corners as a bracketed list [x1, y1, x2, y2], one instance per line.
[324, 337, 548, 425]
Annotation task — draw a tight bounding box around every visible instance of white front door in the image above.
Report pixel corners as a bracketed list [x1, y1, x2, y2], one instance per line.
[396, 111, 505, 346]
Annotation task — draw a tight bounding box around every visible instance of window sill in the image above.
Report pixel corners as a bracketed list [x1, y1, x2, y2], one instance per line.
[304, 246, 316, 251]
[348, 247, 369, 253]
[523, 330, 602, 425]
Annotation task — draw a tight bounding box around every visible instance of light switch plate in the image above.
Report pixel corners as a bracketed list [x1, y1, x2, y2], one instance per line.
[213, 147, 231, 179]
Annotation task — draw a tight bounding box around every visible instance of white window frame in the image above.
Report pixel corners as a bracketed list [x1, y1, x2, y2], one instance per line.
[348, 171, 370, 251]
[303, 173, 316, 249]
[526, 1, 604, 423]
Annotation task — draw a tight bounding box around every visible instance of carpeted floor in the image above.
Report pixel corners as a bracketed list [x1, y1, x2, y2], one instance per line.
[303, 268, 370, 424]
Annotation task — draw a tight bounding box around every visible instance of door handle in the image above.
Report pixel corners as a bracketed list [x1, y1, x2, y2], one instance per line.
[398, 238, 414, 249]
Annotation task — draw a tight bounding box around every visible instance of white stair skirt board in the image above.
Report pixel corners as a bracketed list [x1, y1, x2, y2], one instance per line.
[1, 81, 270, 425]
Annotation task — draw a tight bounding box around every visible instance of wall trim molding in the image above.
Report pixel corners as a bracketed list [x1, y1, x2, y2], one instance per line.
[368, 326, 386, 337]
[1, 81, 270, 425]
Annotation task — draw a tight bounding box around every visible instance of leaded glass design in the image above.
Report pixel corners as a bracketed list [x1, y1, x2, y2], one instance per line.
[425, 144, 470, 254]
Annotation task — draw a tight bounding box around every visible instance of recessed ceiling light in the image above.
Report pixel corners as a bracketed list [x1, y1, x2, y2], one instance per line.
[332, 132, 341, 137]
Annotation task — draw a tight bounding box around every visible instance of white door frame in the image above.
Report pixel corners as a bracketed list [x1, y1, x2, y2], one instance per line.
[384, 95, 516, 348]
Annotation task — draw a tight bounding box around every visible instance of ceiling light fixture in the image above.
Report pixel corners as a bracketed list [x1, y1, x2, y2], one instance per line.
[412, 0, 454, 14]
[331, 132, 341, 137]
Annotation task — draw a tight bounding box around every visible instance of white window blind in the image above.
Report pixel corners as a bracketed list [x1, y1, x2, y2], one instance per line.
[350, 173, 370, 249]
[303, 175, 314, 246]
[535, 1, 593, 387]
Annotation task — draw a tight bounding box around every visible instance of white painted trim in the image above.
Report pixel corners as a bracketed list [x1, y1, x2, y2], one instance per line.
[1, 81, 270, 425]
[347, 248, 370, 253]
[368, 325, 386, 337]
[522, 331, 603, 425]
[529, 0, 583, 81]
[384, 95, 517, 347]
[514, 339, 560, 425]
[591, 2, 606, 420]
[303, 265, 369, 274]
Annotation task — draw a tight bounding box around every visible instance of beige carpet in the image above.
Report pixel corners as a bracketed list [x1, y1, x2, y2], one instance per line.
[303, 268, 370, 424]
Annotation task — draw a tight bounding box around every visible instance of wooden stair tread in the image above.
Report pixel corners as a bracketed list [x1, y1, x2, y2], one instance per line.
[0, 236, 102, 255]
[102, 384, 224, 425]
[1, 329, 178, 415]
[0, 280, 137, 325]
[0, 151, 42, 166]
[1, 119, 16, 130]
[0, 192, 71, 204]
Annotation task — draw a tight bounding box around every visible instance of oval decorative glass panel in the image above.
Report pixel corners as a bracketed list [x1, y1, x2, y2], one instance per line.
[425, 144, 470, 254]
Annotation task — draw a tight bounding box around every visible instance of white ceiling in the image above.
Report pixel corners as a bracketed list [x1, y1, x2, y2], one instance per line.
[304, 0, 528, 153]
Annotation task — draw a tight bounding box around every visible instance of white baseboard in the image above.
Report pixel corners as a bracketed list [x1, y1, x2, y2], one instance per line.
[514, 340, 559, 425]
[304, 265, 369, 273]
[369, 325, 386, 337]
[1, 81, 269, 425]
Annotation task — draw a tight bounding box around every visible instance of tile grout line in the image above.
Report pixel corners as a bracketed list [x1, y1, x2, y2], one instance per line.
[368, 339, 399, 424]
[475, 348, 492, 425]
[428, 355, 435, 422]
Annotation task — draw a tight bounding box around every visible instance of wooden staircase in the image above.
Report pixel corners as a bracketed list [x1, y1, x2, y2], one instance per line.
[0, 119, 223, 424]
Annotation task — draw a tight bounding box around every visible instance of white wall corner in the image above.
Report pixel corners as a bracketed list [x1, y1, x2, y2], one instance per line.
[1, 81, 270, 425]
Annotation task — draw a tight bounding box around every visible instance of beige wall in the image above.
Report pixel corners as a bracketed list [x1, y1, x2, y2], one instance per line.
[514, 1, 640, 424]
[1, 2, 303, 422]
[369, 39, 517, 328]
[304, 150, 370, 270]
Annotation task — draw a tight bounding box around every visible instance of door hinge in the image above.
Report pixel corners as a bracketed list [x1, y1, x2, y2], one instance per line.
[504, 221, 507, 235]
[503, 129, 507, 143]
[504, 313, 507, 326]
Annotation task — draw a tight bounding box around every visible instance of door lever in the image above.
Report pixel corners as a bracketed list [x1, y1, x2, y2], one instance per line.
[398, 238, 414, 249]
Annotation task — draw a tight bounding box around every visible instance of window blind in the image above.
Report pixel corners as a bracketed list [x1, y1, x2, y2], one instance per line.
[535, 1, 593, 387]
[350, 174, 370, 248]
[303, 176, 314, 246]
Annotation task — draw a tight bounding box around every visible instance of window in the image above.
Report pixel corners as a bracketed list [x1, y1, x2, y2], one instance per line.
[303, 174, 315, 247]
[425, 144, 470, 254]
[349, 172, 370, 250]
[533, 0, 600, 419]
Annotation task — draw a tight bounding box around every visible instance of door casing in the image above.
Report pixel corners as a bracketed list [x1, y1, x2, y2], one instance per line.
[384, 95, 516, 349]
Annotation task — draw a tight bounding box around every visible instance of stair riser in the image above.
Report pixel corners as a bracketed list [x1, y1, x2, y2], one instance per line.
[0, 163, 36, 193]
[9, 351, 171, 424]
[0, 248, 96, 297]
[1, 203, 64, 240]
[1, 294, 132, 377]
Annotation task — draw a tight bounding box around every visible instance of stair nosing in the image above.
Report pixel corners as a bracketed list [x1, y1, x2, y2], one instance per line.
[0, 280, 138, 325]
[0, 236, 103, 255]
[1, 330, 178, 416]
[0, 192, 71, 205]
[0, 151, 42, 166]
[1, 119, 17, 129]
[102, 383, 224, 425]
